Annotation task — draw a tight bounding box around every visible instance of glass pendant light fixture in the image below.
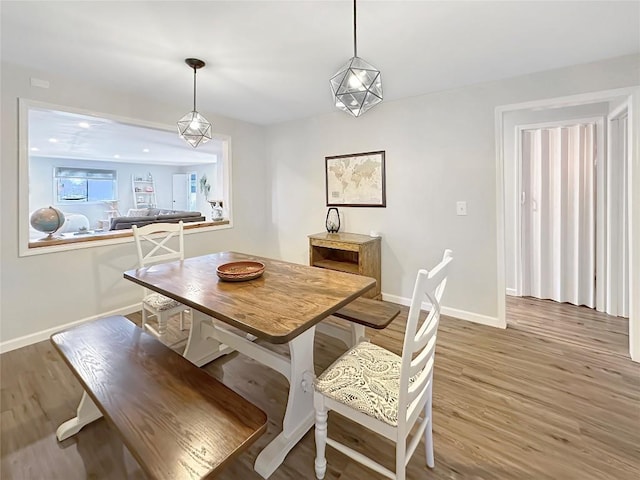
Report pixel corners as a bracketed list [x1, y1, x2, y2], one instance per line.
[330, 0, 382, 117]
[177, 58, 212, 148]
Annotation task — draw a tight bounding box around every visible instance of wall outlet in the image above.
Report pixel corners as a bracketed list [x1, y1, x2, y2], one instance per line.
[456, 201, 467, 216]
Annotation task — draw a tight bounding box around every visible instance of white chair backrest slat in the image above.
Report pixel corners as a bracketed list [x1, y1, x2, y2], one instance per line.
[406, 364, 434, 426]
[408, 335, 437, 378]
[139, 232, 180, 263]
[133, 222, 185, 268]
[398, 249, 453, 428]
[406, 340, 437, 407]
[412, 310, 438, 352]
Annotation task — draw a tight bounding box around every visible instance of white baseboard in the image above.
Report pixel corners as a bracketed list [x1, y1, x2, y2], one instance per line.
[441, 305, 506, 328]
[1, 292, 506, 354]
[506, 288, 518, 297]
[381, 293, 505, 329]
[0, 303, 141, 354]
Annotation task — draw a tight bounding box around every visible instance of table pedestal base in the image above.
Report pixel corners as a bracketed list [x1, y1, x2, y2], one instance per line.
[255, 328, 316, 478]
[184, 311, 317, 478]
[183, 311, 235, 366]
[254, 411, 315, 478]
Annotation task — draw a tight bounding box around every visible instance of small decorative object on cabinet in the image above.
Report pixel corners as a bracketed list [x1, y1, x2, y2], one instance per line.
[325, 208, 340, 233]
[208, 200, 223, 221]
[309, 232, 381, 299]
[132, 175, 156, 208]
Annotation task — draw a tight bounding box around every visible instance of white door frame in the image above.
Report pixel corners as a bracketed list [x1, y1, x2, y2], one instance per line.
[514, 117, 605, 300]
[607, 101, 631, 317]
[495, 86, 639, 362]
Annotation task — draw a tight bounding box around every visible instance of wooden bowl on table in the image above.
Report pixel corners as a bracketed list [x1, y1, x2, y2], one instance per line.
[216, 261, 265, 282]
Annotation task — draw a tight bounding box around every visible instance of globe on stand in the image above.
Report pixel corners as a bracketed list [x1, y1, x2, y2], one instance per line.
[30, 206, 65, 240]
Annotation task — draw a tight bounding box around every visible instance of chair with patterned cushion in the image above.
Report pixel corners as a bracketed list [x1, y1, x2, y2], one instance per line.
[313, 249, 453, 480]
[132, 221, 189, 339]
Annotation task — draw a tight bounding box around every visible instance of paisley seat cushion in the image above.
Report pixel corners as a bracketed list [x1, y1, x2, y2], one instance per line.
[143, 293, 182, 311]
[315, 341, 410, 426]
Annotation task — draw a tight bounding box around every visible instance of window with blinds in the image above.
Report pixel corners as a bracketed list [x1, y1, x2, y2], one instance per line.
[55, 167, 117, 203]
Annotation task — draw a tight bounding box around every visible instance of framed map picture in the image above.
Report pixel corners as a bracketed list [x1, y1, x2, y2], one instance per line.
[325, 151, 386, 207]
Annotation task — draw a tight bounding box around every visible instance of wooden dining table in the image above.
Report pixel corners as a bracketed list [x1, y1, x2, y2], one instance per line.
[123, 251, 375, 478]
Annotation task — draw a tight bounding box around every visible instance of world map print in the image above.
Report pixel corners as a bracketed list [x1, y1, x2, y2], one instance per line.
[326, 152, 385, 206]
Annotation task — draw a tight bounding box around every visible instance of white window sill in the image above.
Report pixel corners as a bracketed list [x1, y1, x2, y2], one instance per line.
[21, 220, 231, 256]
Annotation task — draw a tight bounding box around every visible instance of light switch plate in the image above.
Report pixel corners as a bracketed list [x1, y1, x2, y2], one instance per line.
[30, 77, 50, 89]
[456, 201, 467, 216]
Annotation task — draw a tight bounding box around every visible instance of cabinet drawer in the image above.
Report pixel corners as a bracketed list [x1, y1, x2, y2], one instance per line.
[310, 238, 360, 252]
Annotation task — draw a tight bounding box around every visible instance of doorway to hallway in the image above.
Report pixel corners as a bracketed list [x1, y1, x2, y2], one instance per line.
[495, 87, 638, 361]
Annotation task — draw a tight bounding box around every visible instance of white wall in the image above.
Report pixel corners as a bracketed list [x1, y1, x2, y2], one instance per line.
[1, 62, 268, 347]
[264, 54, 640, 325]
[29, 156, 196, 228]
[2, 55, 639, 350]
[179, 163, 220, 220]
[631, 90, 640, 362]
[502, 102, 610, 293]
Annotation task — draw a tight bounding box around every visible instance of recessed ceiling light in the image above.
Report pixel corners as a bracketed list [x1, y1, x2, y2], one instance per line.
[114, 154, 120, 159]
[30, 147, 40, 152]
[78, 121, 90, 129]
[48, 138, 58, 143]
[143, 148, 149, 153]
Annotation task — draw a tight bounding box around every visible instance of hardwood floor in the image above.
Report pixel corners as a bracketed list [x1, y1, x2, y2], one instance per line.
[506, 296, 630, 358]
[2, 301, 639, 479]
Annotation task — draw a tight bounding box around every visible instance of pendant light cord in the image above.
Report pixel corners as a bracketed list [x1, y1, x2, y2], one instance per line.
[193, 67, 197, 111]
[353, 0, 358, 58]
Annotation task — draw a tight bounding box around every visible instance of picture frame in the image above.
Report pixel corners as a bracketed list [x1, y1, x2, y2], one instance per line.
[325, 150, 386, 207]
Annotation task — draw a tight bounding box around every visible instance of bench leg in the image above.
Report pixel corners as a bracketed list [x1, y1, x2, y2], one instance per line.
[254, 327, 316, 478]
[56, 391, 103, 441]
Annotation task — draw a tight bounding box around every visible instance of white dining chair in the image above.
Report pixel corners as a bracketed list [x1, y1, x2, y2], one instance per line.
[132, 221, 189, 339]
[313, 249, 453, 480]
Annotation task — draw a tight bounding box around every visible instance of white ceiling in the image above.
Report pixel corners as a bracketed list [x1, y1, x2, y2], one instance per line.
[29, 108, 221, 165]
[2, 1, 639, 126]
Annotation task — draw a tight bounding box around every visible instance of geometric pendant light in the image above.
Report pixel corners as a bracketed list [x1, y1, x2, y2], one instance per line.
[330, 0, 382, 117]
[177, 58, 212, 148]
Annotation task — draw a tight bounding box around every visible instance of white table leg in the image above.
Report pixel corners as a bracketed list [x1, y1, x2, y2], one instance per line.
[350, 323, 367, 345]
[56, 391, 103, 441]
[316, 321, 352, 347]
[317, 321, 368, 348]
[182, 310, 236, 367]
[254, 327, 316, 478]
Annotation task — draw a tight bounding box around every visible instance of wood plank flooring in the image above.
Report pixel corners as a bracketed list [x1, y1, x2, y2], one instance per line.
[2, 299, 638, 479]
[506, 296, 630, 358]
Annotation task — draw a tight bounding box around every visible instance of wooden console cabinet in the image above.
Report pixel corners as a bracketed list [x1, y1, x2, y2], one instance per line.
[308, 232, 381, 299]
